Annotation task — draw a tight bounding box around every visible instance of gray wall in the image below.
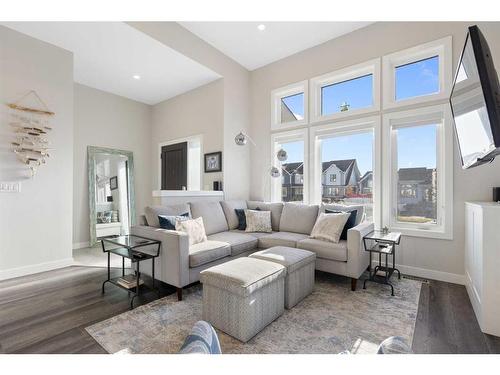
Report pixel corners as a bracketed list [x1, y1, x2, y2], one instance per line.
[249, 22, 500, 282]
[73, 83, 152, 247]
[0, 26, 74, 279]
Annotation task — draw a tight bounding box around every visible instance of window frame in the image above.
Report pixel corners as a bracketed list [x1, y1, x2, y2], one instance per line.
[382, 104, 453, 239]
[270, 128, 309, 203]
[382, 36, 452, 109]
[310, 58, 381, 124]
[309, 116, 381, 225]
[270, 80, 308, 130]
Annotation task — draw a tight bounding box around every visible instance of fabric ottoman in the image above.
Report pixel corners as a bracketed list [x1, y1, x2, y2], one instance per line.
[249, 246, 316, 309]
[200, 257, 286, 343]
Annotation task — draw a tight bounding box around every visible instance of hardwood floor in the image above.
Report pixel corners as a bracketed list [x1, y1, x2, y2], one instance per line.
[1, 266, 499, 354]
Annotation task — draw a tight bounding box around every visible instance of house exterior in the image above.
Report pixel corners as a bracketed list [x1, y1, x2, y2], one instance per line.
[281, 162, 304, 202]
[397, 167, 437, 221]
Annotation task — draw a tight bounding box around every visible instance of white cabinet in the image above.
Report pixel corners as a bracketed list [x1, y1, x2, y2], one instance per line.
[465, 202, 500, 337]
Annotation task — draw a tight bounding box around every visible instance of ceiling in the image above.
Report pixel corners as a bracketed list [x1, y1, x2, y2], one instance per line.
[1, 22, 221, 105]
[179, 22, 373, 70]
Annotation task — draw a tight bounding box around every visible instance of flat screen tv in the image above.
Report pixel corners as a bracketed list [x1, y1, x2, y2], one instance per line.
[450, 25, 500, 169]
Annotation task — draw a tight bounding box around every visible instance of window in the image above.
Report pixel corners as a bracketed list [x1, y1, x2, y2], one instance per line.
[271, 81, 308, 130]
[395, 56, 439, 101]
[310, 59, 380, 123]
[383, 37, 452, 109]
[271, 129, 308, 203]
[310, 117, 380, 222]
[321, 74, 373, 115]
[396, 123, 438, 224]
[383, 105, 453, 239]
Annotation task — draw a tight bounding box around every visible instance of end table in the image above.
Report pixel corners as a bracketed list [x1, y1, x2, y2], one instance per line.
[362, 230, 401, 296]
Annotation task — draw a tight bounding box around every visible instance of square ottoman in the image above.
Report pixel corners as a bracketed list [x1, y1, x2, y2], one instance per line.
[200, 257, 286, 343]
[249, 246, 316, 309]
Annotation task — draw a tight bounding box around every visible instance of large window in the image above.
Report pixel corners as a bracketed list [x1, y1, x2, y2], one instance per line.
[383, 36, 452, 109]
[271, 81, 308, 130]
[383, 105, 453, 239]
[271, 129, 308, 203]
[310, 59, 380, 123]
[395, 123, 437, 224]
[311, 117, 380, 222]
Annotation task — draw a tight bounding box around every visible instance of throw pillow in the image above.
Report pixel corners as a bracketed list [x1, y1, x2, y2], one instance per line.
[234, 208, 247, 230]
[244, 209, 272, 233]
[175, 217, 208, 245]
[310, 212, 351, 243]
[158, 212, 190, 230]
[325, 209, 357, 240]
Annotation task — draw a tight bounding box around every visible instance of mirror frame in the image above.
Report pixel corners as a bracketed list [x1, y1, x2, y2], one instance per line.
[87, 146, 136, 246]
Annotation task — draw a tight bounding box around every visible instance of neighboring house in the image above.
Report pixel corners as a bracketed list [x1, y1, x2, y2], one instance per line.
[281, 162, 304, 201]
[358, 171, 373, 195]
[397, 167, 437, 221]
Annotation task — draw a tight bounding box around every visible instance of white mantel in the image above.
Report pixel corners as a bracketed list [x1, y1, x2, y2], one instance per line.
[152, 190, 224, 205]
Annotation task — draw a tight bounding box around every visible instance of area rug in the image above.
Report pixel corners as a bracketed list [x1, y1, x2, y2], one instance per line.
[86, 272, 421, 354]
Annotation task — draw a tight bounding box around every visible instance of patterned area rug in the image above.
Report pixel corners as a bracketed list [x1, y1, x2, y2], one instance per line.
[86, 272, 421, 354]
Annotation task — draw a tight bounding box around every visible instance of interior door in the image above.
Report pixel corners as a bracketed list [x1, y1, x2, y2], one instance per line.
[161, 142, 188, 190]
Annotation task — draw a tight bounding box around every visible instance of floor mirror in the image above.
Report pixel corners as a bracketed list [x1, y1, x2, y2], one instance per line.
[87, 146, 136, 246]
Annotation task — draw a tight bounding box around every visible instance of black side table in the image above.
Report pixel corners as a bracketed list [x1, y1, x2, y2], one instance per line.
[362, 230, 401, 296]
[101, 235, 161, 309]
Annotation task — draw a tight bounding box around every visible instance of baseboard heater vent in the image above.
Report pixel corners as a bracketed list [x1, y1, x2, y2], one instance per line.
[402, 274, 429, 284]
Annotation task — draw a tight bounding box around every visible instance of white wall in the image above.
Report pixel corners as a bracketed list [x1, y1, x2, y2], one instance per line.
[73, 83, 152, 247]
[0, 26, 74, 280]
[152, 79, 224, 191]
[249, 22, 500, 283]
[129, 22, 251, 200]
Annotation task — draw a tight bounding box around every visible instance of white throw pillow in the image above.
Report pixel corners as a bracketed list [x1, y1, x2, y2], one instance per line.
[175, 217, 208, 245]
[244, 209, 272, 233]
[310, 212, 351, 243]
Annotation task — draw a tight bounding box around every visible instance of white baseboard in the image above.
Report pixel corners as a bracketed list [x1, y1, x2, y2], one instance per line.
[0, 258, 75, 281]
[371, 261, 465, 285]
[73, 241, 90, 249]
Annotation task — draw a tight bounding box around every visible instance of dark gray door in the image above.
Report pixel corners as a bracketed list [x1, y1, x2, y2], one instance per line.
[161, 142, 188, 190]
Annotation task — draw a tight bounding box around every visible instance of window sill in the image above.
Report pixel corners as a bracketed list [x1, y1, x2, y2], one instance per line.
[389, 225, 453, 240]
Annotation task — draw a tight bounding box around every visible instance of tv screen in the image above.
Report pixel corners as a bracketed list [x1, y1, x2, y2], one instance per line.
[450, 25, 500, 169]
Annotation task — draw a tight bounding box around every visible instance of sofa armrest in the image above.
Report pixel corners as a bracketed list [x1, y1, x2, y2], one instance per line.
[130, 225, 190, 288]
[346, 221, 374, 279]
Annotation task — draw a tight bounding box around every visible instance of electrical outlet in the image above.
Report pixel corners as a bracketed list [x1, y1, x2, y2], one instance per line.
[0, 181, 21, 193]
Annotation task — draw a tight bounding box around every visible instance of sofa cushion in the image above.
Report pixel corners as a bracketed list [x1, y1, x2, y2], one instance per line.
[189, 240, 231, 268]
[230, 229, 275, 239]
[190, 201, 229, 235]
[200, 257, 286, 297]
[245, 209, 272, 233]
[220, 200, 248, 230]
[297, 238, 348, 262]
[145, 203, 191, 228]
[258, 231, 309, 249]
[279, 203, 319, 234]
[310, 212, 350, 243]
[247, 201, 284, 231]
[176, 217, 208, 246]
[325, 209, 357, 241]
[208, 231, 258, 256]
[321, 203, 365, 226]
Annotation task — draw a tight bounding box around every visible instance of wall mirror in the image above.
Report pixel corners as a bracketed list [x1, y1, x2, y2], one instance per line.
[87, 146, 135, 246]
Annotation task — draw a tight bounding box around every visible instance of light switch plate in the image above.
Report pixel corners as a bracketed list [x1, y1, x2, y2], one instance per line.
[0, 181, 21, 193]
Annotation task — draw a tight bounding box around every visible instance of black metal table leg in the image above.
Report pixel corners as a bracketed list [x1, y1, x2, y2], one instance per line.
[102, 251, 110, 294]
[122, 257, 125, 277]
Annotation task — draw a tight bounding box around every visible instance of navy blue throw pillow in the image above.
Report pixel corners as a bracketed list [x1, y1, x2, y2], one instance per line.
[158, 212, 189, 230]
[234, 209, 247, 230]
[325, 209, 357, 241]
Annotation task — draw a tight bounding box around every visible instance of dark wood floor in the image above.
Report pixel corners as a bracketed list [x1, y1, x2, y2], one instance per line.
[1, 266, 499, 354]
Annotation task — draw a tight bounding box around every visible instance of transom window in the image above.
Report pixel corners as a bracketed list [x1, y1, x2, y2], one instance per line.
[271, 81, 308, 130]
[321, 74, 373, 115]
[395, 55, 439, 101]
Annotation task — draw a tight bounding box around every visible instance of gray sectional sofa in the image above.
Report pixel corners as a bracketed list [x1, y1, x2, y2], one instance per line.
[131, 200, 374, 300]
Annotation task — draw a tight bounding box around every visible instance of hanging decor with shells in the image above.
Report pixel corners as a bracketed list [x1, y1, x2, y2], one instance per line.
[6, 90, 55, 177]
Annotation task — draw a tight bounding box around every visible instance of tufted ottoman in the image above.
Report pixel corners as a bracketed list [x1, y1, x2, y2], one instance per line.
[200, 257, 286, 342]
[249, 246, 316, 309]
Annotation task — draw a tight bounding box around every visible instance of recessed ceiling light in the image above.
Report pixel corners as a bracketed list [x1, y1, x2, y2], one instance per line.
[257, 24, 266, 31]
[133, 75, 141, 80]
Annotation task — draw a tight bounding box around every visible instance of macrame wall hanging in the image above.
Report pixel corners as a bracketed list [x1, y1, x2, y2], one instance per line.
[7, 90, 55, 177]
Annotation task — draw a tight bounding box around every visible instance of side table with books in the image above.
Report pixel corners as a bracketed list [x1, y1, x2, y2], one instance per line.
[101, 235, 161, 309]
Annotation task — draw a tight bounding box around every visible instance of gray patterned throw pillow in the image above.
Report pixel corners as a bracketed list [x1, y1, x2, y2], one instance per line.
[244, 209, 272, 233]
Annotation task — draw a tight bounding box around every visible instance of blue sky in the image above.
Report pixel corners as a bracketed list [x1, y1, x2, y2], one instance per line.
[280, 56, 439, 172]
